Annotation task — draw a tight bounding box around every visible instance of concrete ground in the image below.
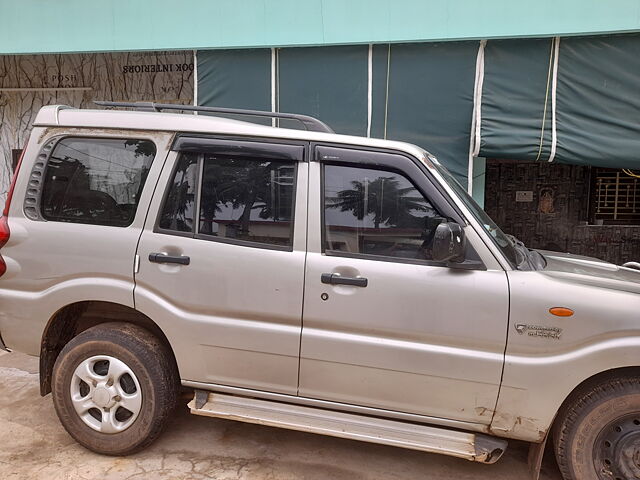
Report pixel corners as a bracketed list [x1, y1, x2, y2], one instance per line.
[0, 350, 563, 480]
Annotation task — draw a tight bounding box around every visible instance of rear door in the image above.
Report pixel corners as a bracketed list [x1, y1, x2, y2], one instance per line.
[134, 137, 307, 395]
[299, 145, 509, 424]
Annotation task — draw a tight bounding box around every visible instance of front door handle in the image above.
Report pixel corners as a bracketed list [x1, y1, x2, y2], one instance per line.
[321, 273, 368, 287]
[148, 253, 190, 265]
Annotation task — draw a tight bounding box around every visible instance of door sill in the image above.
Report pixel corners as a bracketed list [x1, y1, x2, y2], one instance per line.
[182, 380, 489, 434]
[189, 390, 507, 463]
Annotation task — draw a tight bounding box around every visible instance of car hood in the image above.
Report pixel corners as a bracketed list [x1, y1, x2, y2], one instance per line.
[536, 250, 640, 295]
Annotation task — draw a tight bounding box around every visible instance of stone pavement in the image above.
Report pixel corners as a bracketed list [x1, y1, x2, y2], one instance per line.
[0, 350, 562, 480]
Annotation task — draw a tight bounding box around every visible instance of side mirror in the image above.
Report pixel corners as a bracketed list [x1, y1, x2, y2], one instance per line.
[432, 221, 466, 263]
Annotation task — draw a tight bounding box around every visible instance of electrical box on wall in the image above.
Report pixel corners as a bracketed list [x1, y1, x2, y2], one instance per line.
[515, 191, 534, 202]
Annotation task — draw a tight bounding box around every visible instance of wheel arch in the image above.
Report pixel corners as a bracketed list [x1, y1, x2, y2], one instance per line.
[523, 366, 640, 480]
[40, 300, 178, 396]
[552, 365, 640, 435]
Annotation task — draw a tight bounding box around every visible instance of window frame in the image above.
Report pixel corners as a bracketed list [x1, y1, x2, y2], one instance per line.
[154, 136, 306, 252]
[315, 143, 485, 269]
[25, 134, 157, 227]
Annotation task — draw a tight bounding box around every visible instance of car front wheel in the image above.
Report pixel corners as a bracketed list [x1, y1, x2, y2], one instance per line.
[554, 373, 640, 480]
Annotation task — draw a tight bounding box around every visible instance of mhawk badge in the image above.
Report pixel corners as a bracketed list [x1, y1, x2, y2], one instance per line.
[514, 324, 562, 339]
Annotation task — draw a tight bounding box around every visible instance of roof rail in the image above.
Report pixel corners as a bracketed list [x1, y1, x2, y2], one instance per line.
[94, 101, 334, 134]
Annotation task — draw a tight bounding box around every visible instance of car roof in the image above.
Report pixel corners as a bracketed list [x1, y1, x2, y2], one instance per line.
[33, 105, 430, 163]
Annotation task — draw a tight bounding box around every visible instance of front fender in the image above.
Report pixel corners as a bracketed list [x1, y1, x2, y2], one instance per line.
[494, 270, 640, 442]
[492, 337, 640, 441]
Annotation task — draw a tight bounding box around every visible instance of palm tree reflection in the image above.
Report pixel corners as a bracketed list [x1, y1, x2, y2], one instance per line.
[327, 176, 434, 229]
[325, 171, 440, 258]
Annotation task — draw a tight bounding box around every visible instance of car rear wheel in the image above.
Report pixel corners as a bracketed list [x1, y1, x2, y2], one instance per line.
[554, 374, 640, 480]
[51, 322, 179, 455]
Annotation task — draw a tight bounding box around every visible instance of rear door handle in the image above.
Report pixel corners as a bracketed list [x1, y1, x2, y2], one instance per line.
[321, 273, 368, 287]
[148, 253, 190, 265]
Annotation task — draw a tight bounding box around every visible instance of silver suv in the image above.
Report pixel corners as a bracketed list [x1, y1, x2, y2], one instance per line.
[1, 103, 639, 480]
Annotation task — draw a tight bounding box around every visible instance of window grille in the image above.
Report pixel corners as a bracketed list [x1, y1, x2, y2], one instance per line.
[590, 168, 640, 225]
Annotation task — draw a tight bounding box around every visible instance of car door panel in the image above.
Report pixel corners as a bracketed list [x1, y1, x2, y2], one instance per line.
[299, 150, 509, 424]
[135, 141, 308, 395]
[301, 254, 508, 422]
[135, 236, 306, 393]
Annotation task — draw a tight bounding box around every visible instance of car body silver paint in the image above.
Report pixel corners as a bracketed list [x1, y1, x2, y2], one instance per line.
[299, 160, 509, 425]
[0, 105, 637, 449]
[0, 127, 173, 354]
[133, 153, 309, 394]
[493, 251, 640, 441]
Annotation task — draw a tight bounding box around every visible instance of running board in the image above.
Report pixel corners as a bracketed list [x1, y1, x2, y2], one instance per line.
[188, 390, 507, 464]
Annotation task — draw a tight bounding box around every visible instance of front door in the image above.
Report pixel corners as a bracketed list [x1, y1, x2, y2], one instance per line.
[135, 137, 308, 395]
[299, 146, 509, 424]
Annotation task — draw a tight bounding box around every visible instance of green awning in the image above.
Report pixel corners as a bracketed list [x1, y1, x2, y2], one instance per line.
[379, 42, 477, 181]
[556, 34, 640, 169]
[479, 38, 554, 162]
[278, 45, 369, 136]
[197, 48, 272, 125]
[197, 33, 640, 185]
[197, 42, 477, 184]
[478, 33, 640, 169]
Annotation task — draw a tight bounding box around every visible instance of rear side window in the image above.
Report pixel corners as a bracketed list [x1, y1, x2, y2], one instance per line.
[158, 152, 296, 249]
[41, 137, 156, 227]
[199, 155, 295, 247]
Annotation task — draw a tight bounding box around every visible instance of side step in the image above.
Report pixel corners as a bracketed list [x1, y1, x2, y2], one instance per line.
[188, 390, 507, 464]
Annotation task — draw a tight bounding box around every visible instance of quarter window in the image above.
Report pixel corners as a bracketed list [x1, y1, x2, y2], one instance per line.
[41, 137, 155, 227]
[323, 164, 442, 260]
[158, 153, 198, 233]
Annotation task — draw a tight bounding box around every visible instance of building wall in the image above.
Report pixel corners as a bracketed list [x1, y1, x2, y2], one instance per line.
[2, 0, 640, 55]
[0, 51, 194, 208]
[484, 160, 640, 264]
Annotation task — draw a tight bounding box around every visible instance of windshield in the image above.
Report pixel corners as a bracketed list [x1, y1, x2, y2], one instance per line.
[430, 159, 519, 268]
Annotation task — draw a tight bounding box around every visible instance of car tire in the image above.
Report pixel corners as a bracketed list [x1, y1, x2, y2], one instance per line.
[554, 373, 640, 480]
[51, 322, 179, 455]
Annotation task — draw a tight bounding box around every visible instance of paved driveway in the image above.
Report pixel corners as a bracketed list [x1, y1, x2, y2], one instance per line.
[0, 350, 562, 480]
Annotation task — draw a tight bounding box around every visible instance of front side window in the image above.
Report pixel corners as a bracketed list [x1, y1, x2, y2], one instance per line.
[158, 151, 296, 249]
[41, 137, 156, 227]
[323, 164, 442, 261]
